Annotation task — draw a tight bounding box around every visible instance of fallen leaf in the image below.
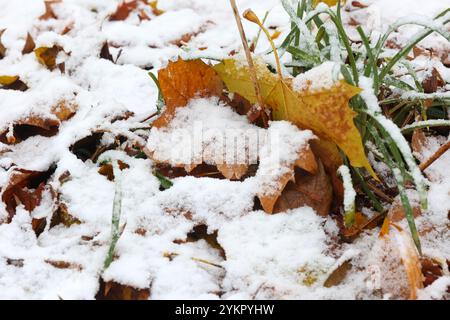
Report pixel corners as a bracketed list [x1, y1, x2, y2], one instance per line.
[149, 0, 164, 16]
[35, 45, 63, 70]
[109, 0, 138, 21]
[270, 159, 332, 216]
[50, 202, 81, 227]
[98, 163, 114, 181]
[138, 8, 151, 21]
[422, 68, 445, 94]
[182, 224, 226, 258]
[22, 33, 36, 54]
[213, 59, 374, 177]
[216, 164, 249, 180]
[61, 22, 74, 35]
[341, 211, 384, 241]
[153, 58, 224, 128]
[368, 221, 423, 299]
[32, 216, 47, 237]
[51, 100, 77, 121]
[39, 0, 60, 20]
[411, 129, 427, 157]
[0, 75, 28, 91]
[0, 116, 60, 144]
[421, 257, 444, 287]
[0, 29, 6, 59]
[324, 260, 352, 287]
[1, 167, 55, 222]
[96, 280, 150, 300]
[100, 42, 114, 62]
[45, 260, 83, 270]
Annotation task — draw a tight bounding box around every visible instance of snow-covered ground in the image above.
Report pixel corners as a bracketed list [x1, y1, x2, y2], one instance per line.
[0, 0, 449, 299]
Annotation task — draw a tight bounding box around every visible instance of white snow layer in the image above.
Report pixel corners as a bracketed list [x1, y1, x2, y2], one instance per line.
[0, 0, 449, 300]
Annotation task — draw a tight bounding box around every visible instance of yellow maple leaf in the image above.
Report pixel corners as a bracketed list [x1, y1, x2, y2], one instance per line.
[313, 0, 342, 7]
[213, 59, 375, 177]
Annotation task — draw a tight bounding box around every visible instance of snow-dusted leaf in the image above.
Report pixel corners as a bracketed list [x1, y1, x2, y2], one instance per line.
[35, 45, 63, 70]
[368, 220, 423, 299]
[268, 159, 332, 216]
[1, 168, 53, 222]
[153, 58, 224, 128]
[213, 59, 376, 178]
[39, 0, 60, 20]
[257, 145, 319, 214]
[0, 116, 59, 144]
[97, 280, 150, 300]
[109, 0, 138, 21]
[22, 33, 35, 55]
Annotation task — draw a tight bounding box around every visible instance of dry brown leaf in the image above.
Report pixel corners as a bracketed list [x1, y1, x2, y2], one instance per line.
[216, 164, 249, 180]
[50, 202, 81, 227]
[257, 146, 319, 214]
[138, 9, 151, 21]
[421, 257, 444, 287]
[411, 129, 427, 157]
[22, 33, 36, 54]
[32, 216, 47, 236]
[45, 259, 83, 270]
[342, 211, 384, 241]
[271, 159, 332, 216]
[39, 0, 60, 20]
[1, 168, 54, 222]
[109, 0, 138, 21]
[153, 58, 224, 128]
[100, 42, 114, 62]
[98, 163, 114, 181]
[422, 68, 445, 94]
[0, 29, 6, 59]
[0, 116, 60, 144]
[97, 280, 150, 300]
[35, 45, 63, 70]
[324, 260, 352, 287]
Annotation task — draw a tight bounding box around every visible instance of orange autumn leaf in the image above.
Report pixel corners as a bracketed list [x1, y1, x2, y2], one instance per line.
[369, 221, 424, 299]
[109, 0, 138, 21]
[153, 58, 224, 128]
[213, 59, 375, 178]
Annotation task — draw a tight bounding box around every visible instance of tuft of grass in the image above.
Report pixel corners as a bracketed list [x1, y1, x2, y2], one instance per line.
[273, 0, 450, 252]
[103, 162, 123, 270]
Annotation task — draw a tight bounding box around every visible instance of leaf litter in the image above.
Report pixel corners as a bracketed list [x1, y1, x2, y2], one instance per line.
[0, 0, 449, 300]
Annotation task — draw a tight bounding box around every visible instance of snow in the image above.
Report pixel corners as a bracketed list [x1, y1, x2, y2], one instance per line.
[337, 165, 356, 215]
[293, 61, 341, 92]
[0, 0, 449, 300]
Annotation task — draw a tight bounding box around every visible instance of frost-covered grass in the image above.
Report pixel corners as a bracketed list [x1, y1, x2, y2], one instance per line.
[271, 0, 450, 252]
